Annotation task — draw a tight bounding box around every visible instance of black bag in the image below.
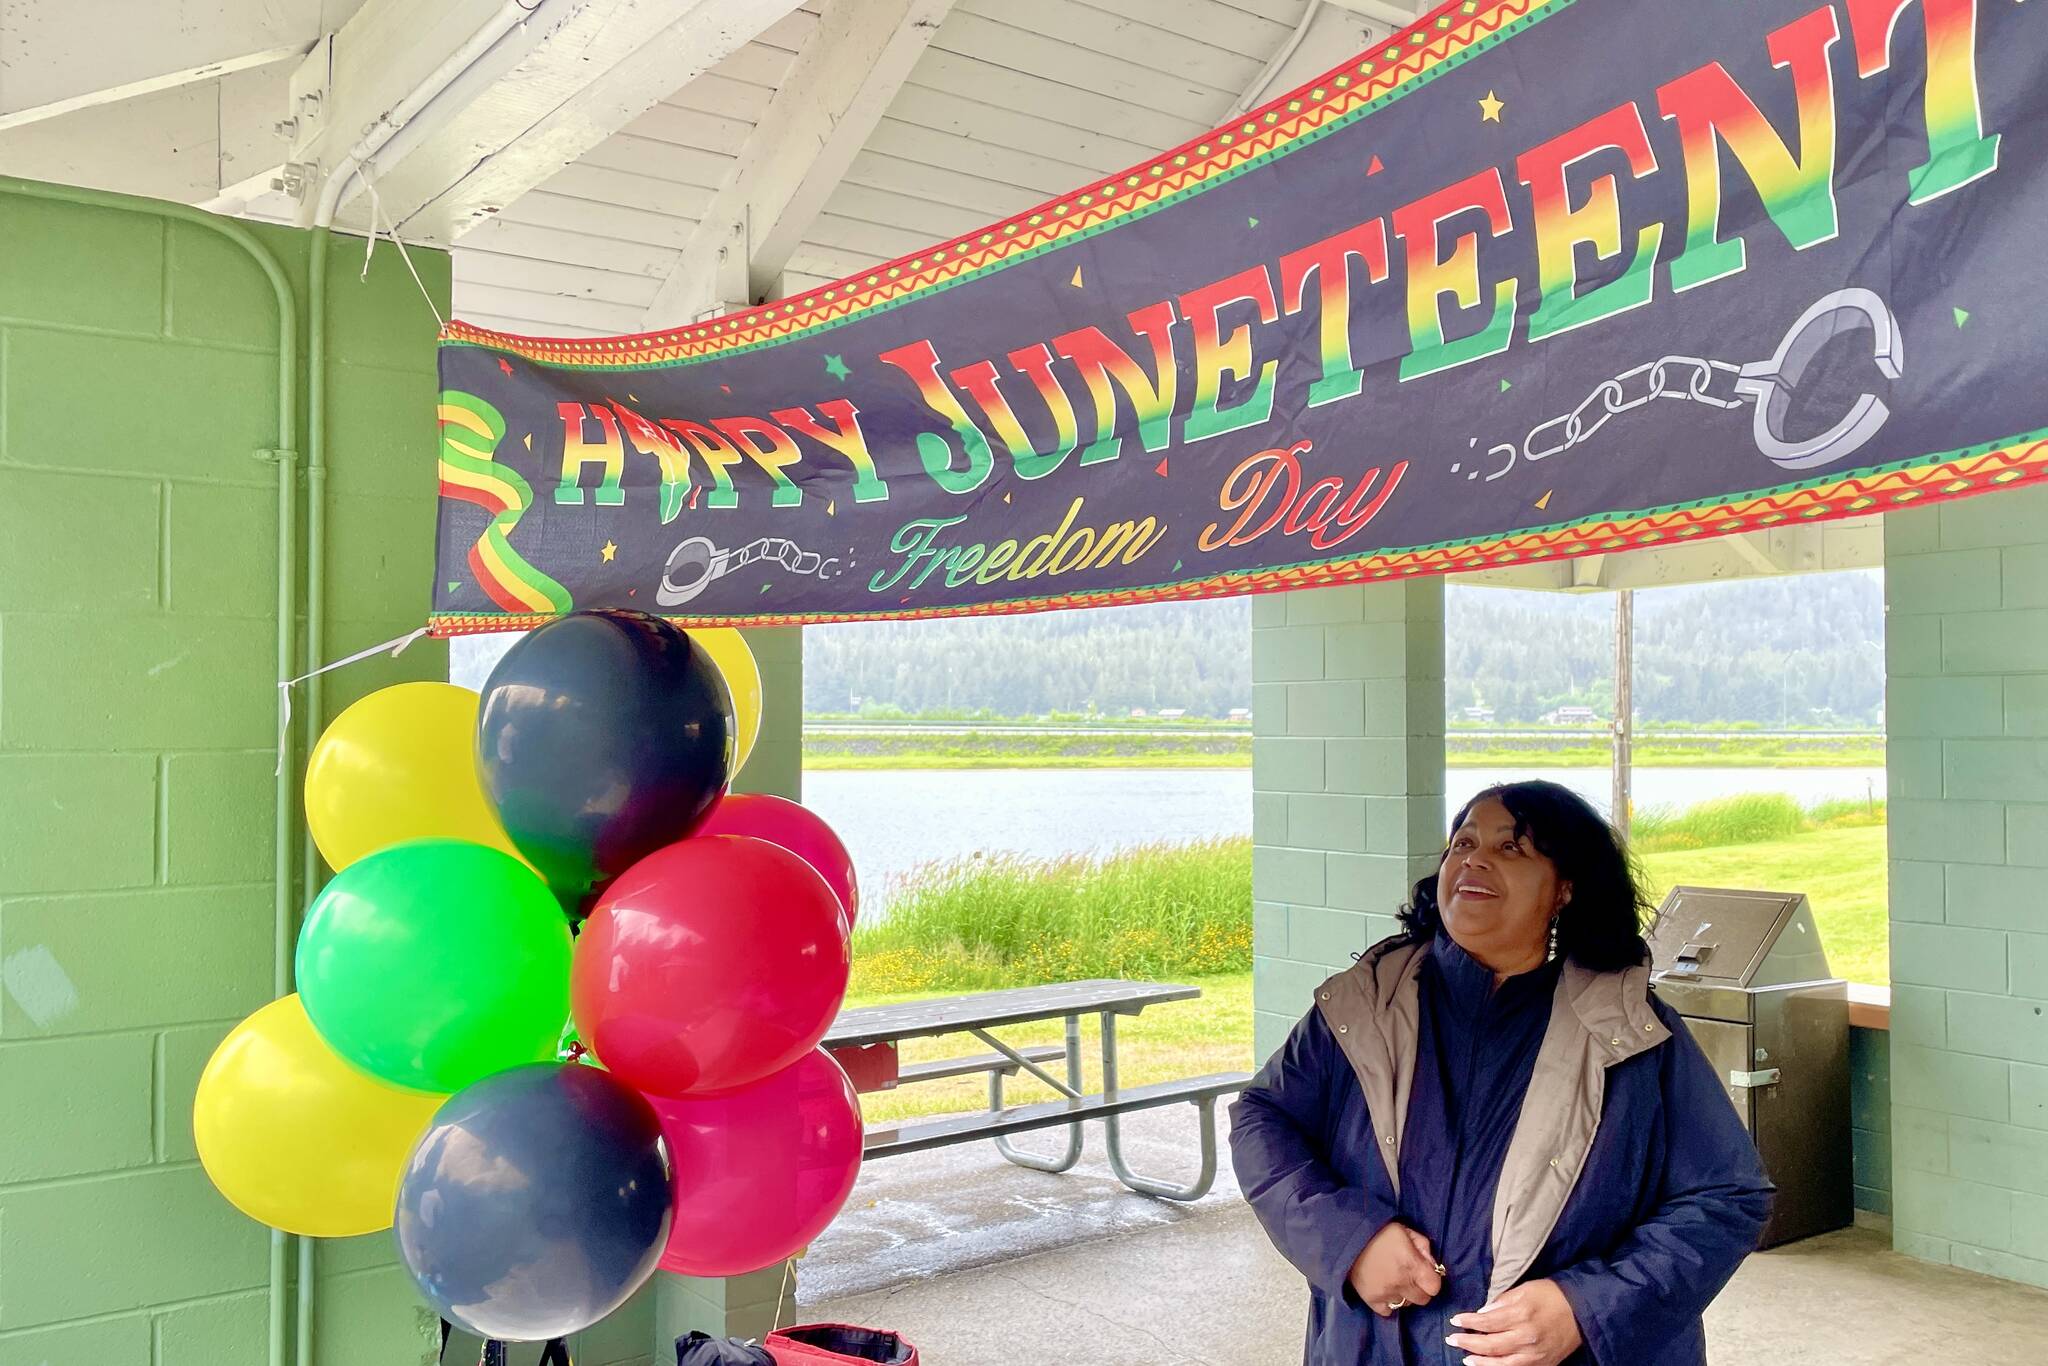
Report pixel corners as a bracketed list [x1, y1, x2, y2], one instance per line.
[676, 1331, 776, 1366]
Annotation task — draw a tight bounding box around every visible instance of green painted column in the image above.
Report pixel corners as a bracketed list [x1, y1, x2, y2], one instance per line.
[1250, 582, 1447, 1062]
[0, 189, 449, 1364]
[1883, 487, 2048, 1290]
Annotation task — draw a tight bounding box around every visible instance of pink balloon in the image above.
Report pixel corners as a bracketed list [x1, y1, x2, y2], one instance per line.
[573, 836, 851, 1096]
[695, 795, 860, 927]
[652, 1048, 864, 1277]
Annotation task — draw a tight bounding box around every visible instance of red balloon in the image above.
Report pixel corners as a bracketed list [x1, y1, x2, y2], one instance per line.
[573, 836, 850, 1096]
[653, 1048, 864, 1277]
[694, 794, 860, 927]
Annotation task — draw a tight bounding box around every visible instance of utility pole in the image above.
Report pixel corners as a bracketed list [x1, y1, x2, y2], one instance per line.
[1612, 590, 1634, 839]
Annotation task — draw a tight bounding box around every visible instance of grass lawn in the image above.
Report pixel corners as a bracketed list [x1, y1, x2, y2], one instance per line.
[1639, 824, 1887, 986]
[845, 825, 1888, 1126]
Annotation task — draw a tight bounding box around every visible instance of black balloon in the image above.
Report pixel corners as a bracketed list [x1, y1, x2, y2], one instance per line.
[478, 610, 733, 897]
[395, 1063, 674, 1342]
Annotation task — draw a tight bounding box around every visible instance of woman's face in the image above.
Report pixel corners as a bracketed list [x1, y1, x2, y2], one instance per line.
[1435, 797, 1571, 971]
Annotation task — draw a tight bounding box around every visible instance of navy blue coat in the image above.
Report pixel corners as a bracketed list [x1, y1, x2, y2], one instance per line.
[1230, 937, 1771, 1365]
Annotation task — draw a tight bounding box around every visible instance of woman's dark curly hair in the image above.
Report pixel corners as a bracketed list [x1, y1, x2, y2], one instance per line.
[1397, 780, 1652, 972]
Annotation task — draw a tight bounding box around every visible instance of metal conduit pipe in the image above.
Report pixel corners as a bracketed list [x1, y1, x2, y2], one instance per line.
[0, 175, 304, 1366]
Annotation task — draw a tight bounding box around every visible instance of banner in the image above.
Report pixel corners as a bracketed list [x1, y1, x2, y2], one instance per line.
[431, 0, 2048, 635]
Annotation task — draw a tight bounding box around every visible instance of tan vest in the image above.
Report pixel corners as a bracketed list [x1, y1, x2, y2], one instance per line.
[1314, 938, 1671, 1300]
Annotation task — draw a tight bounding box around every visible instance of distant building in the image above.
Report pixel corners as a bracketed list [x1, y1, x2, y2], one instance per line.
[1462, 706, 1496, 723]
[1129, 708, 1148, 718]
[1543, 705, 1600, 725]
[1157, 708, 1188, 719]
[1228, 707, 1252, 722]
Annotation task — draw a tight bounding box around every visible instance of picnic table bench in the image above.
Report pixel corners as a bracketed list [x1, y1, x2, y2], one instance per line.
[823, 979, 1252, 1202]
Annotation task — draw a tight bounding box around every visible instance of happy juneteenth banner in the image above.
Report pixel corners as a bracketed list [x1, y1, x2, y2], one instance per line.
[430, 0, 2048, 634]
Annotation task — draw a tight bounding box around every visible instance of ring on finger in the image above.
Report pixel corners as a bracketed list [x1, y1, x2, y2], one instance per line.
[1387, 1298, 1407, 1311]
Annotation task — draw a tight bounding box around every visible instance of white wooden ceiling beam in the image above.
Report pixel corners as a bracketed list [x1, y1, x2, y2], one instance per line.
[280, 0, 804, 244]
[642, 0, 958, 327]
[1455, 519, 1883, 594]
[0, 0, 340, 129]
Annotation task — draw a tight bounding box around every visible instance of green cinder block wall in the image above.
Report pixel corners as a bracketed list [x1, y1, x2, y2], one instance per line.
[0, 186, 450, 1364]
[1884, 488, 2048, 1289]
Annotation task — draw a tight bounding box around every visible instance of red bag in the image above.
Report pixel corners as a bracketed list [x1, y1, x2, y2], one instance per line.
[765, 1324, 918, 1365]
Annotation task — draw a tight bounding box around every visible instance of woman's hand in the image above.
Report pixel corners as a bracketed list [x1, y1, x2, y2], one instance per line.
[1347, 1221, 1443, 1317]
[1444, 1279, 1584, 1364]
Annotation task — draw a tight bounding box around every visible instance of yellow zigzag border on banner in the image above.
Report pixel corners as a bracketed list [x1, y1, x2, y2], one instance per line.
[439, 0, 1551, 368]
[426, 438, 2048, 636]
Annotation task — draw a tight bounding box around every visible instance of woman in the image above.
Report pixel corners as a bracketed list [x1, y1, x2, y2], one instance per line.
[1230, 781, 1771, 1366]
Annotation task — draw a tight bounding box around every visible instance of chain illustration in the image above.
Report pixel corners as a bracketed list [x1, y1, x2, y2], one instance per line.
[657, 534, 842, 607]
[1463, 288, 1904, 483]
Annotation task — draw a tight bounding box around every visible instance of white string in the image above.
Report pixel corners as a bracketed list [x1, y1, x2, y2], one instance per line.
[276, 626, 429, 775]
[771, 1255, 796, 1334]
[360, 167, 448, 330]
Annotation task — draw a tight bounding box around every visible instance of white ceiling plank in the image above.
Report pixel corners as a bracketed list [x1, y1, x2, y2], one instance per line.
[775, 271, 838, 297]
[501, 188, 702, 250]
[456, 252, 666, 307]
[824, 182, 998, 240]
[0, 0, 354, 125]
[454, 284, 653, 333]
[1062, 0, 1293, 58]
[643, 0, 957, 327]
[461, 311, 615, 338]
[578, 134, 746, 191]
[955, 0, 1263, 95]
[933, 13, 1232, 126]
[706, 39, 804, 90]
[909, 50, 1211, 152]
[753, 7, 825, 50]
[294, 0, 807, 244]
[866, 118, 1105, 198]
[801, 211, 946, 261]
[784, 243, 893, 281]
[888, 85, 1163, 176]
[1211, 0, 1312, 24]
[842, 149, 1046, 218]
[624, 102, 758, 157]
[541, 163, 718, 221]
[459, 217, 683, 277]
[661, 73, 777, 123]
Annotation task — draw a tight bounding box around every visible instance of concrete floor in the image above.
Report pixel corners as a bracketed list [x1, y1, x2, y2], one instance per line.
[802, 1110, 2048, 1365]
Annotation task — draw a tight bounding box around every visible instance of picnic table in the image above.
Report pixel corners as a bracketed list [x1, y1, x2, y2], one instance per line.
[823, 979, 1251, 1202]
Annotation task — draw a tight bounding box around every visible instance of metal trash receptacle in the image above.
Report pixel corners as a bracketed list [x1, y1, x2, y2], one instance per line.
[1645, 885, 1852, 1248]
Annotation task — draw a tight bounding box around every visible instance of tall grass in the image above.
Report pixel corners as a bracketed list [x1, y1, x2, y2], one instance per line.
[849, 794, 1888, 997]
[1630, 792, 1885, 853]
[850, 838, 1251, 996]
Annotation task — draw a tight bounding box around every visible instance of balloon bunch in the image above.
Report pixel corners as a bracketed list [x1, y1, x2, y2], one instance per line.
[195, 611, 864, 1345]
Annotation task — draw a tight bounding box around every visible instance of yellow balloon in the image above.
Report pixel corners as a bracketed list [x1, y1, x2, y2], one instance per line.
[194, 995, 446, 1237]
[305, 681, 522, 872]
[687, 628, 763, 775]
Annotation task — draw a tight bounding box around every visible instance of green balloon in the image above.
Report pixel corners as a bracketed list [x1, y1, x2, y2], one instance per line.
[297, 839, 572, 1093]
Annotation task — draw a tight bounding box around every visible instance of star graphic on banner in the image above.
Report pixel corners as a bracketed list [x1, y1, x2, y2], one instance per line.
[824, 354, 851, 380]
[1479, 91, 1505, 122]
[498, 359, 513, 376]
[601, 540, 617, 563]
